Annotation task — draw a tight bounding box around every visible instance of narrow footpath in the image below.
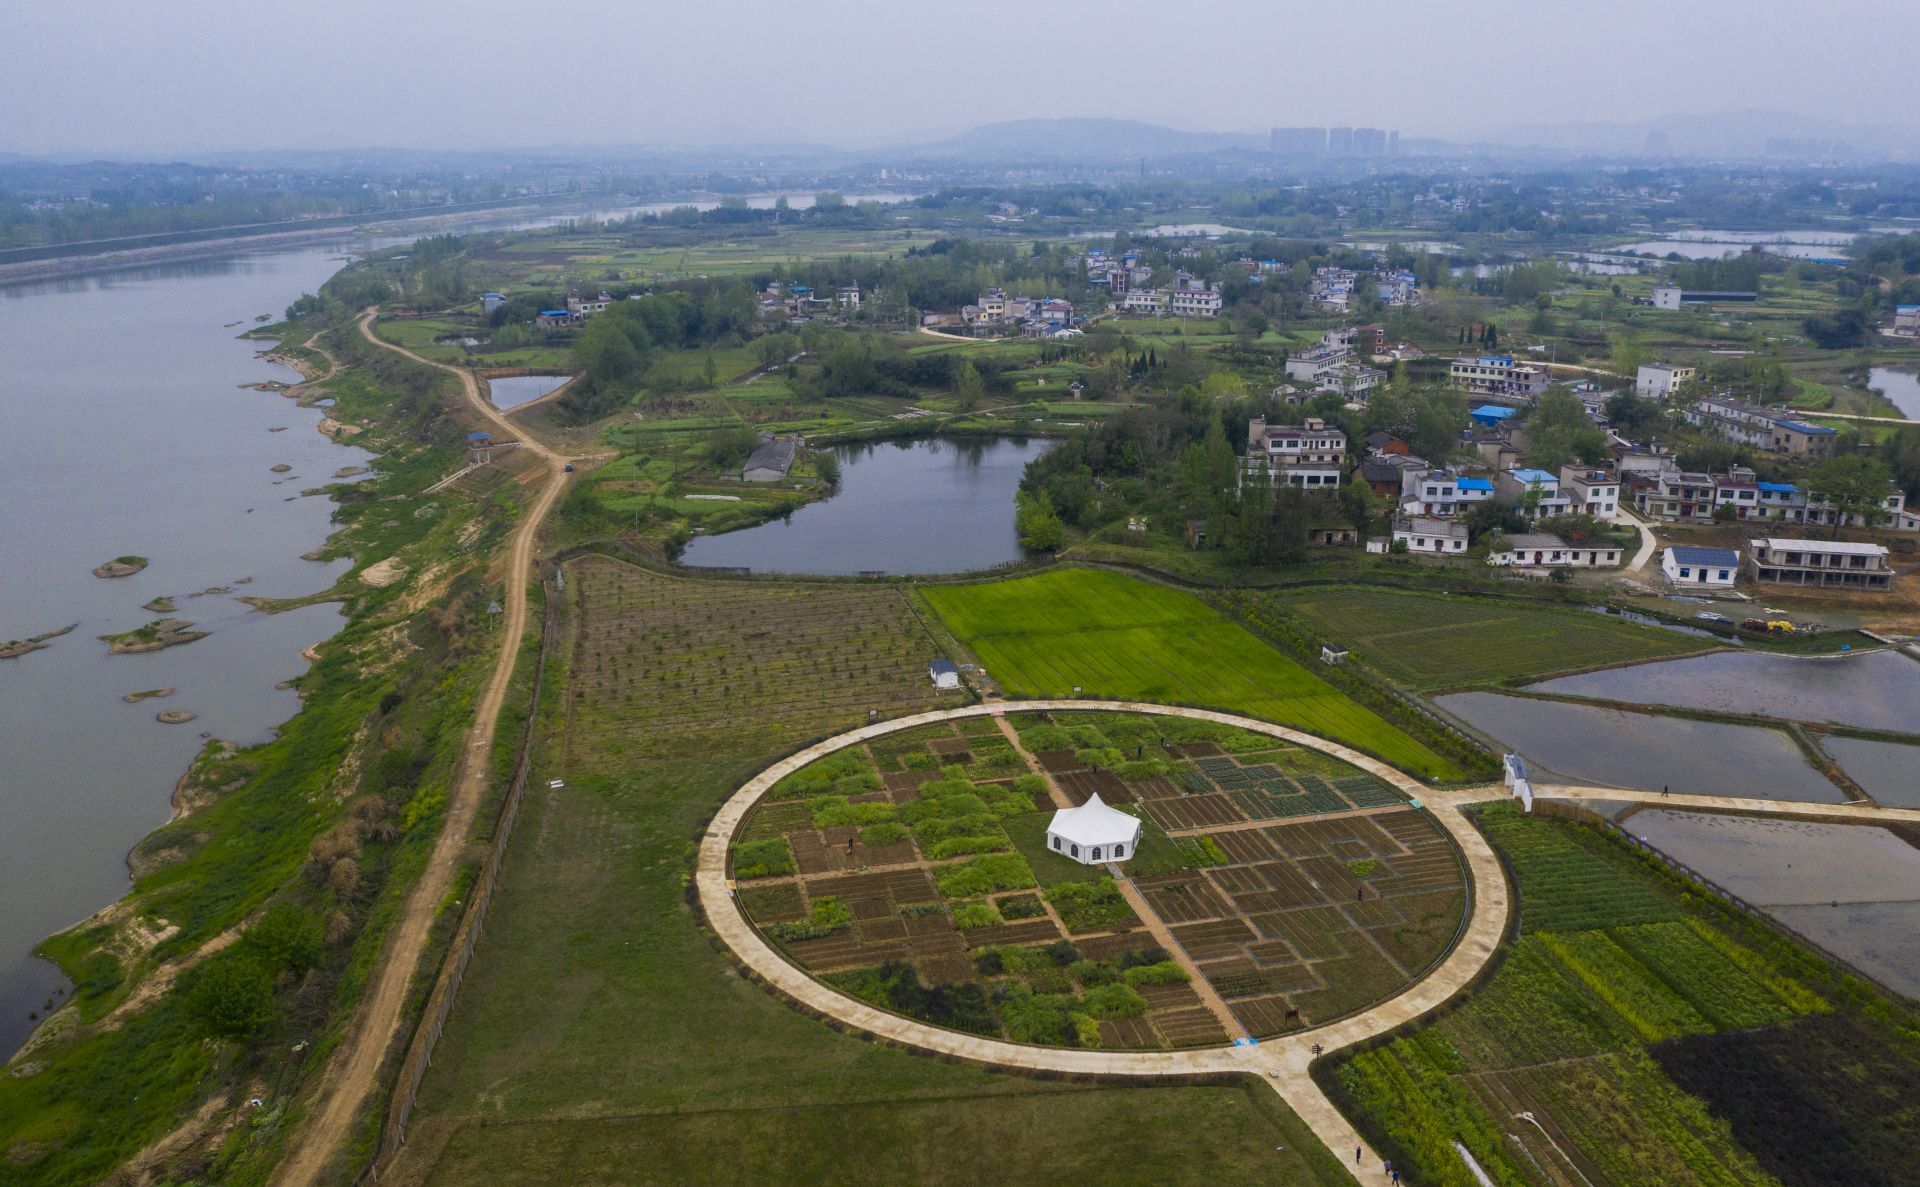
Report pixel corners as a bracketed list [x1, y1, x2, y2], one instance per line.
[272, 311, 579, 1187]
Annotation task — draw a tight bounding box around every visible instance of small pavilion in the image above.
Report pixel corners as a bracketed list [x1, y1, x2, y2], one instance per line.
[1046, 793, 1142, 865]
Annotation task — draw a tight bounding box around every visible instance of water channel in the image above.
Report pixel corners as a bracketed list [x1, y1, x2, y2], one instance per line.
[676, 435, 1055, 576]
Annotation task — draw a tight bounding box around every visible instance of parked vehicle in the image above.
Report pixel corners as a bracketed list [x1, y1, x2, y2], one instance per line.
[1695, 612, 1732, 624]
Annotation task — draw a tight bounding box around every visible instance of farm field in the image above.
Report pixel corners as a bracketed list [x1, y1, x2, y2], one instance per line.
[1329, 805, 1920, 1187]
[1257, 587, 1703, 690]
[922, 569, 1466, 779]
[731, 710, 1465, 1048]
[383, 557, 1353, 1185]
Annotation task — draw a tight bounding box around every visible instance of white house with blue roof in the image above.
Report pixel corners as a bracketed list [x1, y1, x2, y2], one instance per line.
[1496, 468, 1572, 519]
[1661, 546, 1739, 588]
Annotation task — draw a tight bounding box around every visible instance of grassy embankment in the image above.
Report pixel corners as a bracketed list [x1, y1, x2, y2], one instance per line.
[0, 308, 536, 1186]
[379, 553, 1357, 1186]
[1327, 804, 1920, 1187]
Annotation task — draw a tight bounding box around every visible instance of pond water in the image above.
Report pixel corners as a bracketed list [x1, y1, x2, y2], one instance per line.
[1626, 810, 1920, 998]
[1436, 692, 1843, 801]
[1868, 367, 1920, 420]
[676, 436, 1055, 576]
[1610, 228, 1859, 261]
[1527, 649, 1920, 734]
[488, 373, 569, 409]
[1821, 736, 1920, 807]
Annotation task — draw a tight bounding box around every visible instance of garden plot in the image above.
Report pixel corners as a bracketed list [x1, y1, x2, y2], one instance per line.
[560, 555, 952, 769]
[729, 710, 1467, 1049]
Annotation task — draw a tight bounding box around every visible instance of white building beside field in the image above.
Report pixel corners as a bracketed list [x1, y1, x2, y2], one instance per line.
[1047, 794, 1141, 865]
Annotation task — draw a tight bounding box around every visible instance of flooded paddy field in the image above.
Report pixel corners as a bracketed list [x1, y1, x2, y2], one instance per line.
[1625, 810, 1920, 999]
[1528, 649, 1920, 734]
[1437, 692, 1844, 801]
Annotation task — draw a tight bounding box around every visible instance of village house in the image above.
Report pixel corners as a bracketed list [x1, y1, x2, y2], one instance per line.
[1684, 394, 1837, 457]
[928, 659, 961, 690]
[1558, 466, 1620, 517]
[1635, 362, 1696, 401]
[1392, 516, 1469, 554]
[534, 309, 575, 330]
[1167, 280, 1223, 318]
[1451, 355, 1550, 401]
[742, 435, 798, 483]
[1747, 538, 1893, 591]
[1352, 454, 1428, 498]
[1242, 416, 1347, 490]
[1496, 468, 1572, 519]
[1364, 431, 1409, 456]
[566, 291, 613, 318]
[481, 292, 507, 315]
[1491, 532, 1621, 569]
[1464, 426, 1523, 471]
[1628, 463, 1910, 530]
[1661, 546, 1740, 588]
[1652, 284, 1758, 310]
[1893, 305, 1920, 337]
[1400, 469, 1493, 517]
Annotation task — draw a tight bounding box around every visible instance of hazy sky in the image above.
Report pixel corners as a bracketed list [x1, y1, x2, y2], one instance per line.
[5, 0, 1917, 155]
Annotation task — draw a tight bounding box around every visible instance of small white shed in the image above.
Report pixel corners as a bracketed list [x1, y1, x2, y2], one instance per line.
[928, 659, 961, 689]
[1046, 793, 1142, 865]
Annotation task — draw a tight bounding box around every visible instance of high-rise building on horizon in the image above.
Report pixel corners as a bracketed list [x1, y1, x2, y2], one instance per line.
[1328, 126, 1354, 156]
[1269, 126, 1327, 155]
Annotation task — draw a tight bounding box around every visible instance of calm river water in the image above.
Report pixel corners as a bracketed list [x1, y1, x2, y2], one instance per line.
[0, 245, 398, 1053]
[676, 436, 1055, 575]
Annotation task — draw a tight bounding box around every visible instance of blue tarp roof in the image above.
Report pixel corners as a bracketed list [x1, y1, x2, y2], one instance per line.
[1511, 469, 1557, 483]
[1669, 547, 1739, 567]
[1777, 421, 1837, 435]
[539, 309, 569, 316]
[1757, 481, 1797, 493]
[1456, 477, 1494, 491]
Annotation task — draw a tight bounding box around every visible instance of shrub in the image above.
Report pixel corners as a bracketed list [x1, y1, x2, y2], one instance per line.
[929, 834, 1011, 859]
[903, 752, 941, 771]
[810, 896, 852, 931]
[1119, 946, 1171, 969]
[1122, 960, 1190, 987]
[240, 904, 323, 974]
[998, 893, 1045, 920]
[995, 984, 1082, 1045]
[936, 853, 1036, 897]
[1080, 982, 1149, 1020]
[806, 795, 896, 829]
[182, 954, 276, 1040]
[1071, 959, 1118, 986]
[859, 822, 908, 846]
[731, 837, 795, 879]
[1046, 939, 1083, 966]
[826, 962, 997, 1034]
[1045, 879, 1136, 932]
[952, 902, 1003, 930]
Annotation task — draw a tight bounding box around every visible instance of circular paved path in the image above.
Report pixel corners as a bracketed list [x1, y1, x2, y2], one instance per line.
[696, 700, 1515, 1168]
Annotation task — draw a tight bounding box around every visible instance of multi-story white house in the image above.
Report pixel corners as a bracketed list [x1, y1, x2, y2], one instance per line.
[1748, 538, 1894, 591]
[1168, 283, 1222, 318]
[1242, 416, 1346, 490]
[1451, 355, 1550, 401]
[1284, 344, 1348, 384]
[1392, 516, 1469, 554]
[1684, 395, 1838, 457]
[1121, 288, 1165, 314]
[1634, 362, 1696, 400]
[1400, 470, 1495, 518]
[1558, 466, 1620, 517]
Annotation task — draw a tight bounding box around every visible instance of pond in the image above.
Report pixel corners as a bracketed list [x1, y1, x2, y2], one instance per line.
[1626, 810, 1920, 998]
[676, 435, 1056, 576]
[1526, 649, 1920, 734]
[1868, 367, 1920, 420]
[488, 373, 569, 409]
[1435, 692, 1843, 801]
[1609, 228, 1859, 260]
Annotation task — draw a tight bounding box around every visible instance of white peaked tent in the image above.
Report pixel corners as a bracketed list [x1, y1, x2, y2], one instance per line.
[1046, 793, 1142, 866]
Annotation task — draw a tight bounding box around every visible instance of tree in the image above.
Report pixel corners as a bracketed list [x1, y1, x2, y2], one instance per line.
[1015, 491, 1065, 552]
[183, 954, 276, 1040]
[702, 351, 719, 389]
[1807, 455, 1894, 536]
[1339, 478, 1379, 534]
[953, 359, 985, 412]
[1524, 387, 1609, 471]
[813, 450, 842, 489]
[240, 905, 323, 975]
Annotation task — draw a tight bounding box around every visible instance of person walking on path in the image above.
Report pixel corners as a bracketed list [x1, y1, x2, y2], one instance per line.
[1356, 1147, 1364, 1165]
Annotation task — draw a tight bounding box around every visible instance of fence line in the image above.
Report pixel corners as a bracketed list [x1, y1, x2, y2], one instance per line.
[360, 577, 558, 1181]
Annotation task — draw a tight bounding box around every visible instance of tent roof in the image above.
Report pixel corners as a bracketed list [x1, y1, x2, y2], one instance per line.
[1047, 793, 1142, 848]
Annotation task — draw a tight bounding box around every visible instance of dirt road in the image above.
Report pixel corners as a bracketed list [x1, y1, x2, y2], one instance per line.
[272, 312, 573, 1187]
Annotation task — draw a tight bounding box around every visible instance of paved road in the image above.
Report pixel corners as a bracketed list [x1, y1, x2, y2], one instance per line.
[273, 312, 578, 1187]
[697, 701, 1512, 1172]
[1613, 504, 1660, 572]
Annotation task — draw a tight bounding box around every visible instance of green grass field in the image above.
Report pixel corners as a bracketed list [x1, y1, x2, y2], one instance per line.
[922, 570, 1462, 779]
[1260, 586, 1703, 690]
